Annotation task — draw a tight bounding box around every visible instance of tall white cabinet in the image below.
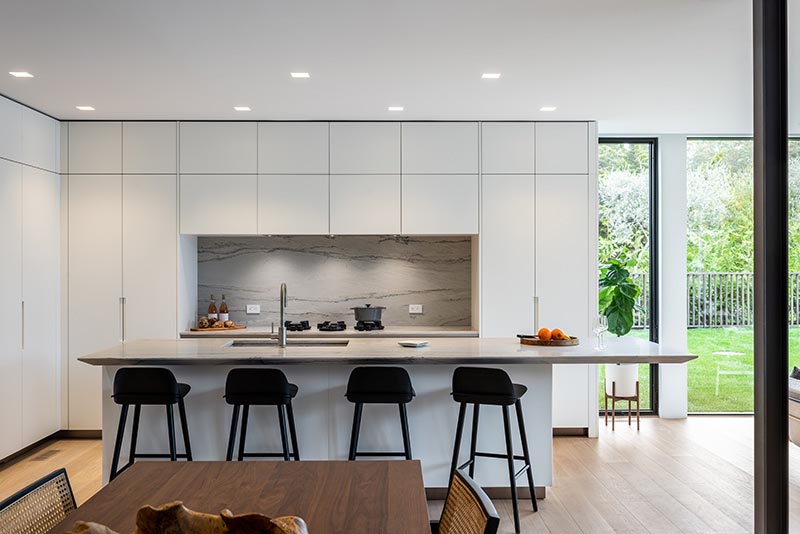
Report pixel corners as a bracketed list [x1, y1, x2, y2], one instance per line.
[481, 121, 598, 431]
[66, 122, 178, 430]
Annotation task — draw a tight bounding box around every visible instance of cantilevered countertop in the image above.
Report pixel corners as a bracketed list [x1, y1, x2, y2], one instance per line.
[78, 336, 696, 366]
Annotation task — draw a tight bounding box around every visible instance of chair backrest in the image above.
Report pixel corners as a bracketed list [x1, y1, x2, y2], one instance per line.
[113, 367, 179, 404]
[0, 468, 76, 534]
[452, 367, 514, 397]
[439, 470, 500, 534]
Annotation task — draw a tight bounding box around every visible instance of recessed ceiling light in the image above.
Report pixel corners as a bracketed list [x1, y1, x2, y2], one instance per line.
[291, 72, 310, 78]
[234, 106, 251, 111]
[75, 105, 95, 111]
[540, 106, 557, 112]
[9, 71, 33, 78]
[388, 106, 404, 111]
[481, 73, 501, 79]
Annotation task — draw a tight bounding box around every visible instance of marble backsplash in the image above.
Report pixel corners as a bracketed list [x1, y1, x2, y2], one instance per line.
[197, 236, 472, 327]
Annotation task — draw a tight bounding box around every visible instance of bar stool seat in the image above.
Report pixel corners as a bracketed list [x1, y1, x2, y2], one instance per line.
[449, 367, 537, 534]
[346, 366, 415, 460]
[224, 368, 300, 461]
[109, 368, 193, 482]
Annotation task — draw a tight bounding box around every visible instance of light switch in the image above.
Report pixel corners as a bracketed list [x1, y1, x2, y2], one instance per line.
[409, 304, 423, 314]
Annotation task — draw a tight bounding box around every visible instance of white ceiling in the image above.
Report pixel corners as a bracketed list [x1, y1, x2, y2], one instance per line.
[0, 0, 796, 134]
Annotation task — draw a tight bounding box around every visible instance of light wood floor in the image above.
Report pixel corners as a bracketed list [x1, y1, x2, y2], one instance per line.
[2, 416, 798, 533]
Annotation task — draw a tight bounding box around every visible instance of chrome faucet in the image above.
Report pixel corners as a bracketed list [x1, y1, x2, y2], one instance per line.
[277, 282, 288, 347]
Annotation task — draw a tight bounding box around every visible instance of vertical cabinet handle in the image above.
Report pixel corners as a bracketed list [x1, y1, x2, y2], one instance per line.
[120, 296, 127, 342]
[21, 301, 25, 350]
[533, 296, 539, 332]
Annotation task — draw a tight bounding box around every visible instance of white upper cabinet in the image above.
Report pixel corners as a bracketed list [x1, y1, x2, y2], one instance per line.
[330, 122, 400, 174]
[69, 122, 122, 174]
[123, 122, 177, 174]
[330, 175, 401, 235]
[0, 97, 22, 162]
[402, 174, 479, 235]
[401, 122, 479, 174]
[258, 175, 329, 235]
[21, 167, 60, 443]
[22, 108, 57, 173]
[180, 122, 257, 174]
[481, 122, 535, 174]
[258, 122, 328, 174]
[535, 122, 589, 175]
[180, 174, 258, 234]
[0, 159, 22, 459]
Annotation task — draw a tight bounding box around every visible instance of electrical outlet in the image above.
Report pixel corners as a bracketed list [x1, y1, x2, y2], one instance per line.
[246, 304, 261, 315]
[409, 304, 423, 314]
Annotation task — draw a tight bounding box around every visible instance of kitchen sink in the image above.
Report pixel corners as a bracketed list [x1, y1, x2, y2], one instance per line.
[228, 339, 350, 347]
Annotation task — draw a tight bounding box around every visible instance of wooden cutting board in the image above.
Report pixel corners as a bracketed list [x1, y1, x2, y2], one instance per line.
[190, 325, 248, 332]
[517, 334, 579, 346]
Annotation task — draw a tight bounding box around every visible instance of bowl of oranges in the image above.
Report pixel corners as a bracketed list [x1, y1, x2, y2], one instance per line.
[518, 327, 579, 346]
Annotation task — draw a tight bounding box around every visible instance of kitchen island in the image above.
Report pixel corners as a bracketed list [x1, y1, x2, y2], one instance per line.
[80, 337, 695, 494]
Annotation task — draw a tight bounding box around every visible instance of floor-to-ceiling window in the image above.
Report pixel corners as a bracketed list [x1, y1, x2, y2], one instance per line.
[598, 139, 658, 412]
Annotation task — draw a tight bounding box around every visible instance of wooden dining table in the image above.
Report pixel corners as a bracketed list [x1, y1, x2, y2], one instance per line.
[50, 460, 431, 534]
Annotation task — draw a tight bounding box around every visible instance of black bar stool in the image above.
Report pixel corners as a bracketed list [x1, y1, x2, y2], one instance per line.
[224, 368, 300, 461]
[346, 366, 415, 460]
[449, 367, 537, 534]
[109, 368, 193, 481]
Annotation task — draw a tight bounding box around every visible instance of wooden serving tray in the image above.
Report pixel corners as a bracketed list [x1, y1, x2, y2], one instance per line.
[517, 334, 579, 346]
[190, 325, 247, 332]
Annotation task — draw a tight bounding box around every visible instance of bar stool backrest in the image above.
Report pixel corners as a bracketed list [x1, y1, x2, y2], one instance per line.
[452, 367, 514, 397]
[225, 368, 291, 396]
[439, 470, 500, 534]
[0, 468, 76, 534]
[113, 367, 179, 404]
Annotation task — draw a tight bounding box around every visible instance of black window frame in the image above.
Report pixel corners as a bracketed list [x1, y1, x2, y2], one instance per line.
[598, 137, 660, 415]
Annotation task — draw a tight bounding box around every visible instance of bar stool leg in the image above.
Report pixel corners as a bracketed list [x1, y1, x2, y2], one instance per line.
[515, 400, 538, 512]
[399, 403, 412, 460]
[502, 405, 520, 534]
[468, 404, 480, 477]
[226, 405, 240, 461]
[286, 400, 300, 461]
[128, 404, 141, 469]
[110, 404, 129, 481]
[166, 405, 177, 462]
[277, 405, 291, 461]
[238, 405, 250, 461]
[177, 397, 193, 461]
[348, 403, 363, 461]
[449, 402, 467, 483]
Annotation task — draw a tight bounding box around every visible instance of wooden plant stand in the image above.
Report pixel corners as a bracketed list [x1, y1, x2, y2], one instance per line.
[604, 380, 640, 431]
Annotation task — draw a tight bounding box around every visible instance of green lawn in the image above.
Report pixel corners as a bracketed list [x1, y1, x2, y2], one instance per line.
[599, 326, 800, 413]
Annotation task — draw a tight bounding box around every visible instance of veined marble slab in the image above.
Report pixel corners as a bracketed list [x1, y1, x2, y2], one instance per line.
[197, 235, 472, 327]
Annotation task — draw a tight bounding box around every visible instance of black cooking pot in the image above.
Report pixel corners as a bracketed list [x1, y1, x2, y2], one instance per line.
[351, 303, 386, 322]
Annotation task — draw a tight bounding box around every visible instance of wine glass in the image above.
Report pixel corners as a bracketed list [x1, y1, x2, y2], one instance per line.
[593, 315, 608, 350]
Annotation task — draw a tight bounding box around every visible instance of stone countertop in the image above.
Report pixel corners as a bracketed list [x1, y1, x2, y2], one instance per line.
[179, 326, 479, 339]
[79, 336, 697, 366]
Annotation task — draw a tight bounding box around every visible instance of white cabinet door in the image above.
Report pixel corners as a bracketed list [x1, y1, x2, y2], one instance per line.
[481, 175, 535, 336]
[21, 167, 60, 443]
[68, 122, 122, 174]
[401, 175, 479, 234]
[0, 97, 22, 162]
[330, 175, 400, 235]
[481, 122, 535, 174]
[536, 174, 591, 427]
[123, 122, 177, 174]
[258, 122, 328, 174]
[180, 174, 258, 234]
[330, 122, 400, 174]
[180, 122, 257, 174]
[0, 160, 22, 458]
[69, 174, 122, 430]
[535, 122, 589, 175]
[123, 175, 177, 340]
[401, 122, 479, 174]
[258, 175, 329, 234]
[22, 108, 57, 172]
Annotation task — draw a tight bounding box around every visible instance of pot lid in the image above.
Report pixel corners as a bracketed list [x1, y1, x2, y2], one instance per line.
[350, 303, 386, 310]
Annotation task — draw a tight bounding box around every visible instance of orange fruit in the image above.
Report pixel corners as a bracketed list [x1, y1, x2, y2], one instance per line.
[537, 327, 552, 341]
[551, 328, 569, 340]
